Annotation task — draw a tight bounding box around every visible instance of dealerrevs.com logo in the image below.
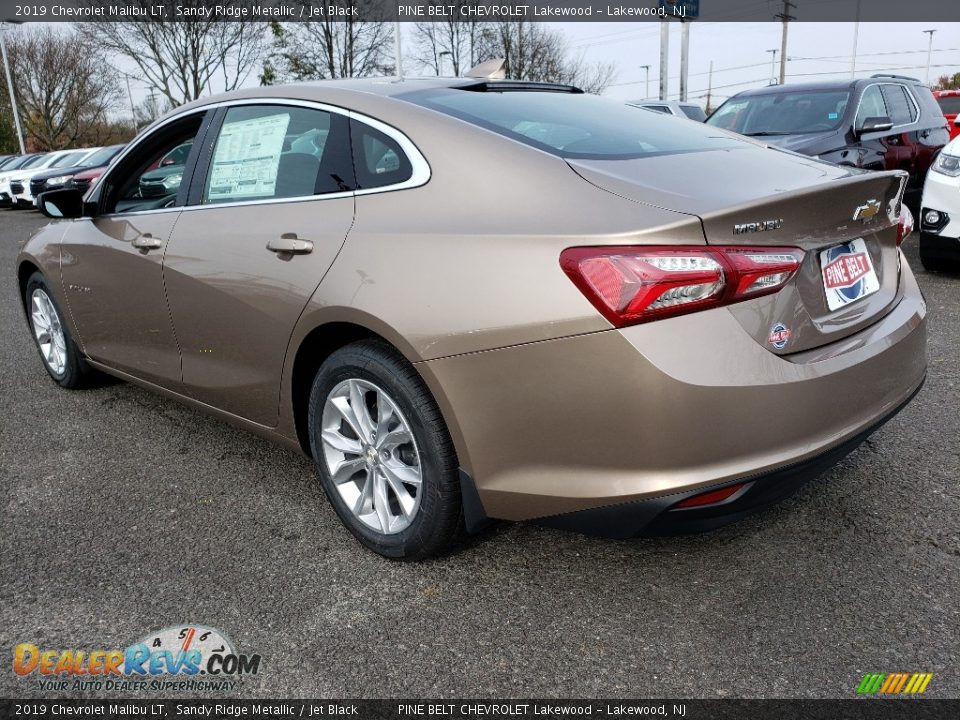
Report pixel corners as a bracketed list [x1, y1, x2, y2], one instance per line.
[13, 625, 261, 692]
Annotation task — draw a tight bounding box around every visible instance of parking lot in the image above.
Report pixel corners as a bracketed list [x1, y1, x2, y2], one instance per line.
[0, 208, 957, 699]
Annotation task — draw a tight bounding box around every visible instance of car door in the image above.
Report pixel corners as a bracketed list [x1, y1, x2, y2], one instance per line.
[59, 111, 212, 388]
[162, 102, 357, 426]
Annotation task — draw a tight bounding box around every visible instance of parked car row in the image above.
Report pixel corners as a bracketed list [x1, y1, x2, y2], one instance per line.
[0, 144, 125, 210]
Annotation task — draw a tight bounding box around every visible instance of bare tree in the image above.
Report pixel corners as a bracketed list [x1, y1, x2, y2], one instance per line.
[412, 2, 486, 77]
[78, 0, 266, 107]
[7, 26, 119, 150]
[475, 23, 616, 94]
[261, 4, 394, 84]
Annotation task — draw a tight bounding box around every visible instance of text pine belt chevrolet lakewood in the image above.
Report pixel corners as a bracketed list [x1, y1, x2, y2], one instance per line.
[18, 74, 926, 559]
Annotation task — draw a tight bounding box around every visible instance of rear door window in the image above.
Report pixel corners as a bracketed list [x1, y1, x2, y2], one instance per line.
[202, 105, 354, 204]
[880, 85, 917, 125]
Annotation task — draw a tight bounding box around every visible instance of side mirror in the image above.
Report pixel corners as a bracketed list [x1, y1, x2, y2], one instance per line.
[37, 188, 85, 219]
[857, 116, 894, 136]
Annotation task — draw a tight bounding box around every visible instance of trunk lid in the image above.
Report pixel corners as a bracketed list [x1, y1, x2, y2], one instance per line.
[568, 146, 908, 354]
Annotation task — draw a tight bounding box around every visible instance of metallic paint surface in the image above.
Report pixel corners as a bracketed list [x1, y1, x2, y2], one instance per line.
[16, 78, 929, 527]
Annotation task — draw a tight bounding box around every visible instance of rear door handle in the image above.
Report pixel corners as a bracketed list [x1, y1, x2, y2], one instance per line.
[132, 234, 162, 251]
[267, 233, 313, 255]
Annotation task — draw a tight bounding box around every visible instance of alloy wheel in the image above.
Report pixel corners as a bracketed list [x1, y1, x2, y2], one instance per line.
[320, 378, 423, 535]
[31, 289, 67, 376]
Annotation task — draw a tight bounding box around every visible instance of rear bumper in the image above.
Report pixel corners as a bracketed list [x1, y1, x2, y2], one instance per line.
[422, 258, 927, 525]
[539, 377, 923, 538]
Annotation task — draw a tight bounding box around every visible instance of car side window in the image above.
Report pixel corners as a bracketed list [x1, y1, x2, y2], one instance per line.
[880, 85, 917, 125]
[202, 105, 353, 204]
[97, 113, 204, 215]
[350, 119, 413, 190]
[855, 86, 887, 130]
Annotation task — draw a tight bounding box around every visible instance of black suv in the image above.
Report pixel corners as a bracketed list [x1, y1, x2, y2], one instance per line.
[706, 75, 950, 211]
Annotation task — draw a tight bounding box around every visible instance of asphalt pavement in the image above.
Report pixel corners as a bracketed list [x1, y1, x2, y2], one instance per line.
[1, 209, 957, 699]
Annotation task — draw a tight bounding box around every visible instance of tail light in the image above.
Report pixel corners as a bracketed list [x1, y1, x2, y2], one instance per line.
[896, 205, 914, 246]
[560, 245, 804, 327]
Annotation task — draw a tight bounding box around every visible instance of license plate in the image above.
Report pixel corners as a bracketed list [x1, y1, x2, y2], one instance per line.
[819, 238, 880, 311]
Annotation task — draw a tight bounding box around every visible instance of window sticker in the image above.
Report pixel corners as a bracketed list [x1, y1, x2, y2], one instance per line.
[828, 112, 839, 120]
[208, 113, 290, 201]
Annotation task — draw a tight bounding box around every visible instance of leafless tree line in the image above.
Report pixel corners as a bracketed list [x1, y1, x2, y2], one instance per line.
[4, 10, 615, 151]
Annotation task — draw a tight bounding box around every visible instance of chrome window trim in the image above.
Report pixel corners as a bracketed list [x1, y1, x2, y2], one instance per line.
[853, 82, 921, 132]
[94, 96, 430, 220]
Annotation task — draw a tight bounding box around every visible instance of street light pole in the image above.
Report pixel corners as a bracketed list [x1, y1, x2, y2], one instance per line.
[767, 49, 778, 85]
[394, 21, 404, 79]
[640, 65, 650, 100]
[0, 24, 26, 154]
[439, 51, 452, 77]
[923, 29, 936, 85]
[850, 0, 861, 78]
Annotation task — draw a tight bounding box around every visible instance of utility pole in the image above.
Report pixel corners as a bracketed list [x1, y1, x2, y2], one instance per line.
[923, 29, 936, 85]
[659, 20, 669, 101]
[0, 23, 25, 155]
[850, 0, 861, 78]
[767, 49, 778, 85]
[394, 21, 404, 79]
[705, 60, 714, 114]
[775, 0, 795, 86]
[679, 20, 690, 102]
[640, 64, 650, 100]
[124, 74, 137, 130]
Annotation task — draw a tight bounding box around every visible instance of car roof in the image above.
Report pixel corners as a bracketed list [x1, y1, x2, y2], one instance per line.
[172, 76, 580, 119]
[732, 76, 930, 99]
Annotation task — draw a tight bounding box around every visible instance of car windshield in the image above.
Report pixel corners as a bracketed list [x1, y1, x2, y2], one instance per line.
[20, 155, 48, 170]
[707, 89, 851, 135]
[81, 146, 123, 167]
[937, 95, 960, 114]
[50, 151, 89, 169]
[401, 88, 745, 160]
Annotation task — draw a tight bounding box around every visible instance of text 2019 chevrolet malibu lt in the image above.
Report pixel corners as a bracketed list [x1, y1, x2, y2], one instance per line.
[18, 75, 925, 559]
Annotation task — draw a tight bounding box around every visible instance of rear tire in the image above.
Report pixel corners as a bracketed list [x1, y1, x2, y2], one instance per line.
[25, 272, 94, 389]
[307, 340, 465, 560]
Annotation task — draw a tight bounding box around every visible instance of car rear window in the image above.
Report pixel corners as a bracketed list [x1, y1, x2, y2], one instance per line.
[401, 88, 744, 160]
[707, 89, 850, 136]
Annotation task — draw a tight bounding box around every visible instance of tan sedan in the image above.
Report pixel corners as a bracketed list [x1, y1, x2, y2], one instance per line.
[18, 76, 926, 559]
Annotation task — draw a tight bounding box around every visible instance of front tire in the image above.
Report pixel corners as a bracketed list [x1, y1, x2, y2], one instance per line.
[25, 272, 92, 389]
[307, 340, 464, 560]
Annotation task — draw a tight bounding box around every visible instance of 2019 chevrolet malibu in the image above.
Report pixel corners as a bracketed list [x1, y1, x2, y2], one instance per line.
[18, 76, 926, 559]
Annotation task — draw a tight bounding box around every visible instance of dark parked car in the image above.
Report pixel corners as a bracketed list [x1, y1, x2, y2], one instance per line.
[31, 144, 125, 200]
[138, 142, 192, 197]
[707, 75, 950, 211]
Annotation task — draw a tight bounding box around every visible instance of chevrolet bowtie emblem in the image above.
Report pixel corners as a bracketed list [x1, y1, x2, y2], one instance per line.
[853, 199, 881, 222]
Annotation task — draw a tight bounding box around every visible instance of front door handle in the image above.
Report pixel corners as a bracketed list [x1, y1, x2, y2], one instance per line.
[267, 233, 313, 255]
[132, 234, 162, 251]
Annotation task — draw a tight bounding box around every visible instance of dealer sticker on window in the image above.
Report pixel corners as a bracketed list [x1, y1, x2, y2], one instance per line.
[820, 238, 880, 311]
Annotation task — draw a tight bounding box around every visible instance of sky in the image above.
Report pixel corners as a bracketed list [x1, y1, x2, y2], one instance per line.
[87, 20, 960, 115]
[570, 21, 960, 105]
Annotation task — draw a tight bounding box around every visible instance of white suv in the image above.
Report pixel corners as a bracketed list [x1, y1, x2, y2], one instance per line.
[920, 134, 960, 272]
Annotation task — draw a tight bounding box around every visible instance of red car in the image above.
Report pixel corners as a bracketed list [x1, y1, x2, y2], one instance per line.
[934, 89, 960, 140]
